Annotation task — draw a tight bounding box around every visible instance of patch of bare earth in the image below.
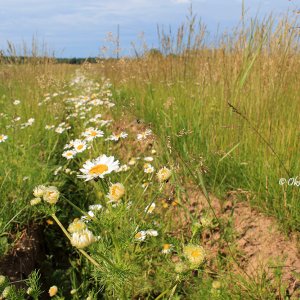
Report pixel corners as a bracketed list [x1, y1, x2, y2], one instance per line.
[186, 189, 300, 298]
[0, 225, 45, 289]
[111, 115, 300, 298]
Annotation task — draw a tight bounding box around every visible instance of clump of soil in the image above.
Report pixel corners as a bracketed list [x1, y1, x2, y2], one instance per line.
[0, 224, 45, 289]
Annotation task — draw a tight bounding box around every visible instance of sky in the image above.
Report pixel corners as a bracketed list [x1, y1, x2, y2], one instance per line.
[0, 0, 297, 58]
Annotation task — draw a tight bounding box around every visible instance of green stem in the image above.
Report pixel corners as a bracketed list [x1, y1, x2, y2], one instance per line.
[61, 195, 93, 220]
[51, 214, 119, 271]
[51, 214, 100, 268]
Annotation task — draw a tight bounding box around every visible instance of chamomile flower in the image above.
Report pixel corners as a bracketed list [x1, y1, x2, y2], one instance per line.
[49, 286, 58, 297]
[183, 244, 206, 267]
[144, 156, 154, 162]
[2, 286, 12, 298]
[62, 150, 76, 160]
[70, 229, 96, 249]
[82, 127, 104, 141]
[68, 219, 87, 233]
[144, 163, 155, 173]
[146, 229, 158, 237]
[30, 198, 42, 206]
[137, 129, 152, 141]
[107, 183, 125, 202]
[73, 139, 87, 153]
[78, 155, 119, 181]
[55, 126, 65, 134]
[135, 231, 147, 241]
[27, 118, 35, 125]
[13, 99, 21, 105]
[116, 164, 130, 172]
[89, 204, 103, 211]
[33, 185, 46, 198]
[43, 186, 60, 204]
[0, 134, 8, 143]
[162, 243, 174, 254]
[157, 167, 172, 182]
[106, 132, 128, 141]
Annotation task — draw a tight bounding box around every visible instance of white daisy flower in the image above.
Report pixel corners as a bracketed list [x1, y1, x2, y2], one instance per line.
[135, 231, 147, 241]
[106, 132, 128, 141]
[13, 100, 21, 105]
[137, 129, 152, 141]
[144, 163, 155, 173]
[70, 229, 96, 249]
[78, 155, 119, 181]
[157, 167, 172, 182]
[107, 183, 125, 202]
[73, 139, 87, 153]
[33, 185, 46, 197]
[43, 186, 60, 204]
[144, 156, 154, 162]
[161, 243, 173, 254]
[116, 164, 130, 172]
[82, 127, 104, 141]
[146, 229, 158, 237]
[68, 219, 87, 233]
[55, 127, 65, 134]
[89, 204, 103, 211]
[30, 197, 42, 206]
[0, 134, 8, 143]
[62, 150, 76, 160]
[27, 118, 35, 125]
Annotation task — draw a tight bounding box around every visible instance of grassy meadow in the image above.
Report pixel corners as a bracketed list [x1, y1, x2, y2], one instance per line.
[0, 11, 299, 300]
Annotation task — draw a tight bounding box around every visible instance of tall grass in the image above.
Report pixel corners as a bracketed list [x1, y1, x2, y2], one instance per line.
[0, 58, 75, 254]
[95, 11, 300, 231]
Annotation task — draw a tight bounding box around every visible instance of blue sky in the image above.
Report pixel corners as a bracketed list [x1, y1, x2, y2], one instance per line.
[0, 0, 297, 57]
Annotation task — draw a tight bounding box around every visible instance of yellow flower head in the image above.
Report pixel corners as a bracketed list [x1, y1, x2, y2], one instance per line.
[43, 186, 60, 204]
[33, 185, 46, 198]
[70, 229, 96, 249]
[49, 286, 58, 297]
[157, 167, 172, 182]
[162, 243, 173, 254]
[107, 183, 125, 202]
[30, 197, 42, 206]
[183, 244, 206, 267]
[68, 218, 87, 233]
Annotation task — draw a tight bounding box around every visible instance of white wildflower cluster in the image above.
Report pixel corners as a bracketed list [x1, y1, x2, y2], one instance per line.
[68, 218, 97, 249]
[31, 185, 60, 205]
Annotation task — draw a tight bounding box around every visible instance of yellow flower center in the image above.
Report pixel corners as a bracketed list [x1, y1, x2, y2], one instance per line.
[74, 223, 84, 230]
[89, 164, 108, 175]
[90, 131, 97, 136]
[77, 144, 84, 150]
[191, 250, 201, 258]
[111, 185, 120, 197]
[163, 244, 170, 250]
[135, 232, 142, 239]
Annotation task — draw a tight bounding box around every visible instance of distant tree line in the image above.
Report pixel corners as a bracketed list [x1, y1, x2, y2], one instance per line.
[0, 48, 168, 65]
[56, 57, 98, 64]
[0, 54, 99, 65]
